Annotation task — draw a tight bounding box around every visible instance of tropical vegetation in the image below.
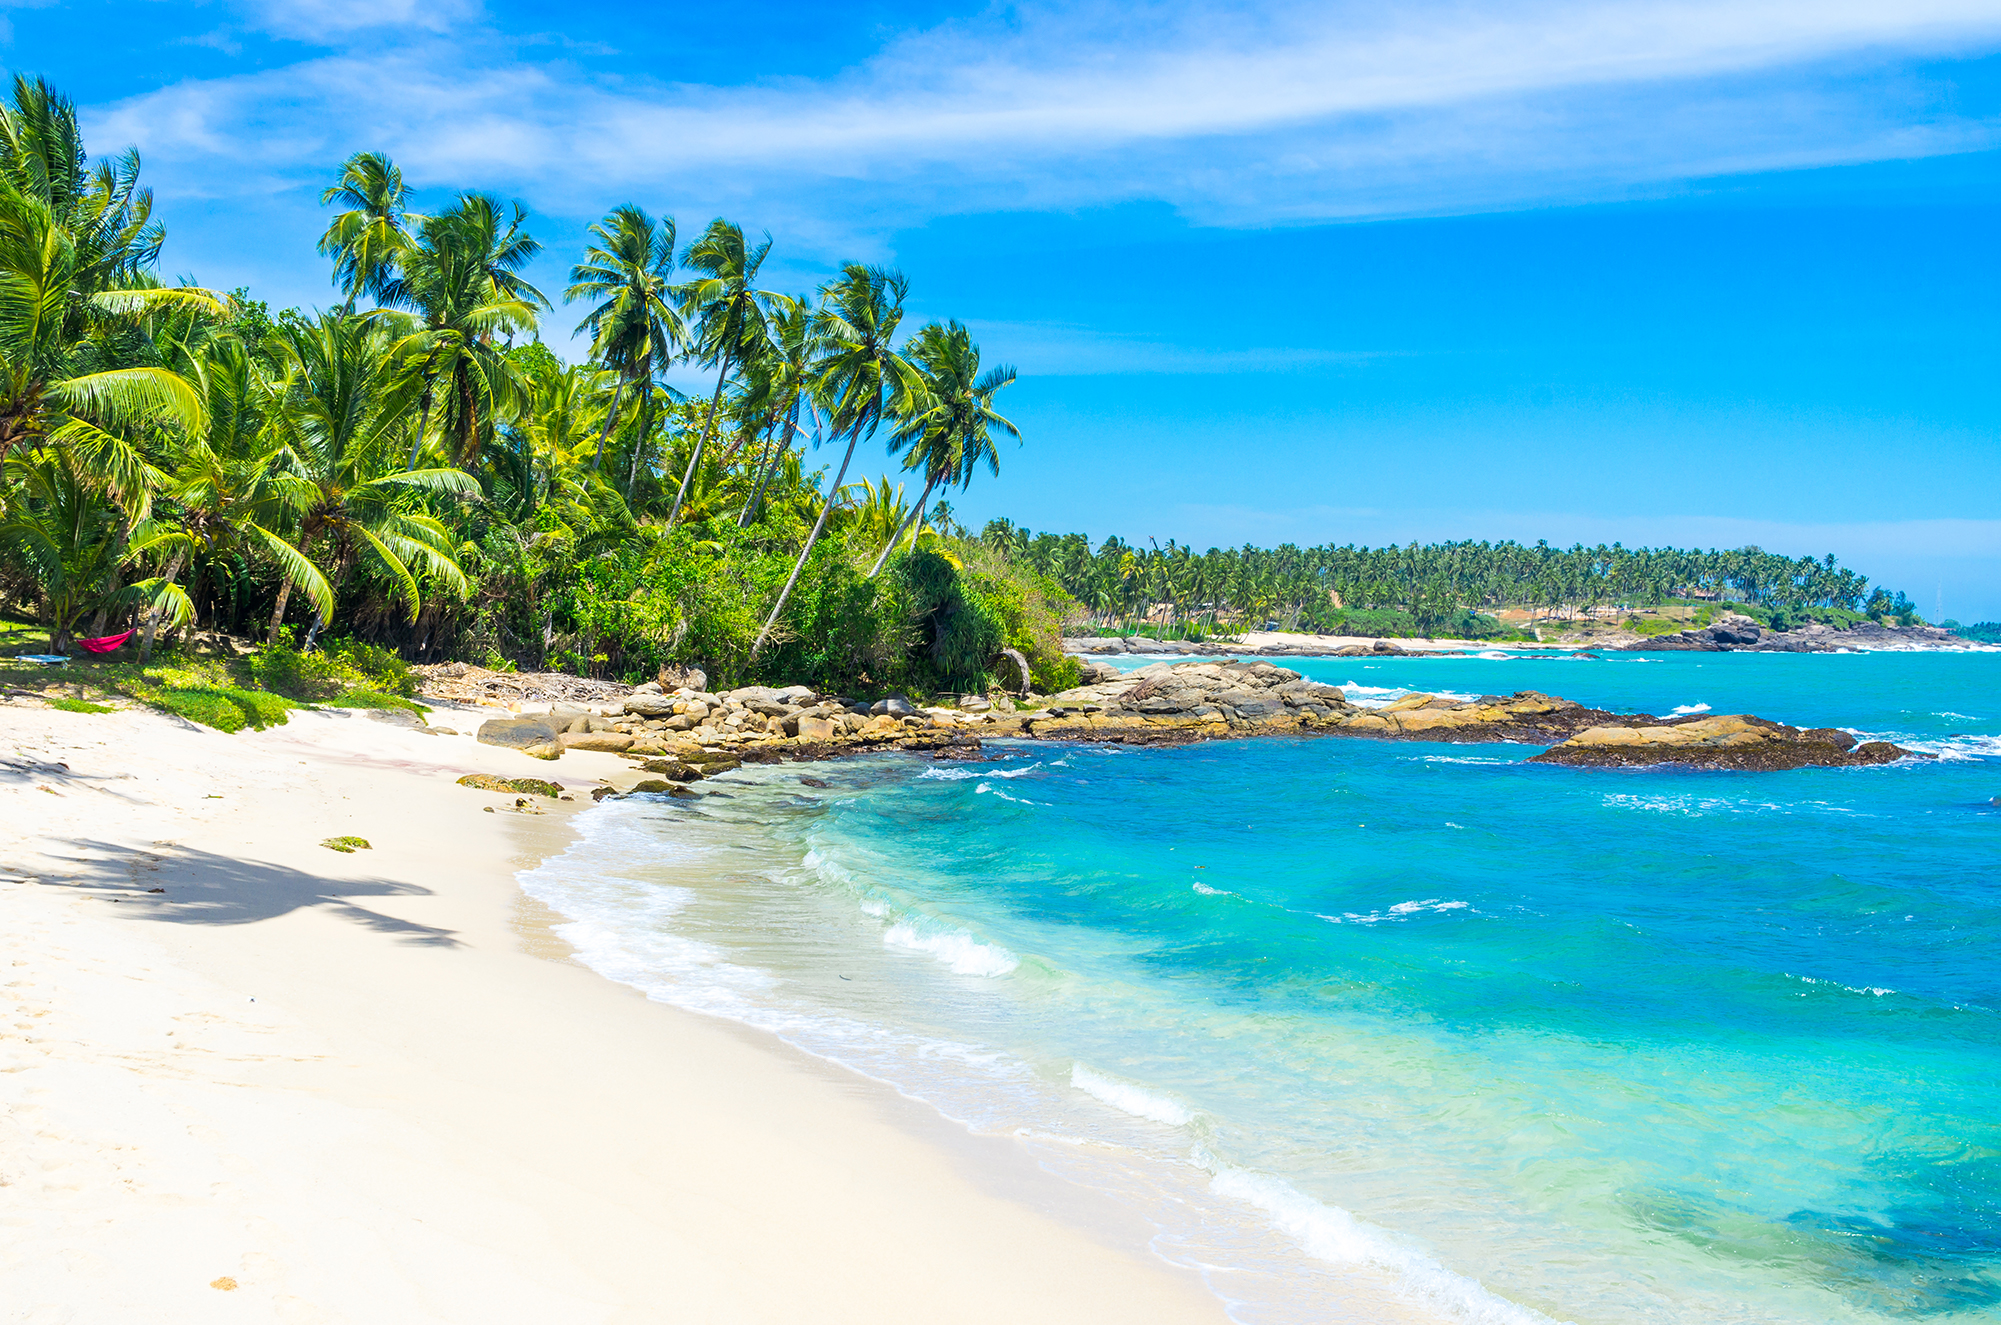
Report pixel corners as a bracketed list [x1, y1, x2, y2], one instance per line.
[0, 75, 1936, 730]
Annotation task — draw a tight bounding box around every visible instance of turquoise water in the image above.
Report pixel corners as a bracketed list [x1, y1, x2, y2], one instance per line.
[522, 650, 2001, 1323]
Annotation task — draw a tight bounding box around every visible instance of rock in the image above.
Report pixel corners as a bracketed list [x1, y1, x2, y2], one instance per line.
[958, 695, 993, 712]
[638, 759, 703, 782]
[559, 731, 635, 752]
[591, 786, 617, 802]
[871, 695, 916, 717]
[621, 693, 678, 718]
[1530, 715, 1920, 770]
[797, 714, 840, 742]
[366, 708, 426, 728]
[689, 756, 742, 775]
[455, 774, 561, 797]
[628, 779, 674, 794]
[667, 785, 700, 799]
[660, 665, 707, 692]
[522, 741, 563, 761]
[799, 775, 831, 788]
[546, 703, 589, 729]
[1077, 661, 1122, 685]
[479, 715, 559, 750]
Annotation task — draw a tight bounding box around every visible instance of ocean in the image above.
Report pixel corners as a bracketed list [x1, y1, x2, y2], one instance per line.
[519, 648, 2001, 1324]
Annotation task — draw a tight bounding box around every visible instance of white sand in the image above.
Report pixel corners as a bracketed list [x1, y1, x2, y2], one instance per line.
[1232, 631, 1545, 653]
[0, 702, 1246, 1323]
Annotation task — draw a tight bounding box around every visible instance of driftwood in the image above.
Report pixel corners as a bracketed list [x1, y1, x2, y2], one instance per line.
[998, 647, 1033, 697]
[411, 663, 634, 708]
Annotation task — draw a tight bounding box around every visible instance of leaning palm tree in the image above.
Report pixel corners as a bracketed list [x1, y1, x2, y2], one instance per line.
[867, 321, 1017, 577]
[258, 314, 476, 643]
[565, 204, 680, 475]
[377, 192, 546, 469]
[318, 151, 422, 310]
[736, 294, 817, 528]
[752, 264, 920, 655]
[667, 219, 786, 525]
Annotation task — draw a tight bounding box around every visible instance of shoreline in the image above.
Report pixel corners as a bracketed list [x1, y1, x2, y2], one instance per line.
[0, 702, 1246, 1323]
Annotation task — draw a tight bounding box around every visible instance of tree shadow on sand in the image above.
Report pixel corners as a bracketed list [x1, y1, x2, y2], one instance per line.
[38, 838, 460, 946]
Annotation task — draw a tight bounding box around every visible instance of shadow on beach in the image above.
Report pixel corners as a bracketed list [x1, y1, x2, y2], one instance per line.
[32, 837, 460, 946]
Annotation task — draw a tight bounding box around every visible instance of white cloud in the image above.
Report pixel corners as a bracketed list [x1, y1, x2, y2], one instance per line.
[246, 0, 482, 37]
[83, 0, 2001, 244]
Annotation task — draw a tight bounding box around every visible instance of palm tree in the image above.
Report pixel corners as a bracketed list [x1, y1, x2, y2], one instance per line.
[752, 264, 919, 656]
[565, 204, 680, 475]
[258, 314, 476, 643]
[318, 152, 421, 309]
[867, 321, 1017, 577]
[378, 192, 546, 469]
[0, 76, 217, 478]
[737, 294, 817, 528]
[668, 219, 784, 526]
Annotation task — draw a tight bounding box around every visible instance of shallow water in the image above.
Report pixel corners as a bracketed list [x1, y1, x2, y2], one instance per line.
[521, 650, 2001, 1324]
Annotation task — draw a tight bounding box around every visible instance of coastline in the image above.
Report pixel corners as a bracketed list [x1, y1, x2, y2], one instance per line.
[0, 703, 1245, 1323]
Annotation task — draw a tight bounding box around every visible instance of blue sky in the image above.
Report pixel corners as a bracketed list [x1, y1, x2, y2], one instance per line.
[11, 0, 2001, 616]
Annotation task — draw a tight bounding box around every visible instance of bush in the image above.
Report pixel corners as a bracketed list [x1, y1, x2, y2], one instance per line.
[249, 637, 415, 701]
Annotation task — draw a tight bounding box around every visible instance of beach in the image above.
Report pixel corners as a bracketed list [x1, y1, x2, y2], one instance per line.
[0, 702, 1244, 1324]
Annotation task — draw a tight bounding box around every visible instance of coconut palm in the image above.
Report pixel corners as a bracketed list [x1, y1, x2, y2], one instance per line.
[752, 264, 919, 655]
[378, 192, 546, 469]
[0, 76, 218, 482]
[565, 204, 680, 475]
[258, 314, 476, 643]
[867, 321, 1016, 577]
[737, 294, 817, 528]
[318, 152, 422, 309]
[667, 219, 785, 526]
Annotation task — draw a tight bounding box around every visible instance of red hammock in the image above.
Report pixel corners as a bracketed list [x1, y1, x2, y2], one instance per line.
[77, 630, 135, 654]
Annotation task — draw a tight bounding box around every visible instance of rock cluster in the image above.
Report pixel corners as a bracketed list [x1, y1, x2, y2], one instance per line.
[467, 658, 1914, 775]
[1627, 613, 1968, 653]
[478, 679, 1003, 765]
[1530, 716, 1914, 770]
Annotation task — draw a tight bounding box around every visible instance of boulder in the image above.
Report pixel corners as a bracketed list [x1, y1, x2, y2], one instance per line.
[638, 759, 703, 782]
[871, 695, 916, 717]
[478, 715, 559, 750]
[456, 774, 562, 797]
[522, 742, 562, 761]
[796, 714, 841, 742]
[621, 693, 678, 718]
[366, 708, 427, 729]
[958, 694, 993, 712]
[559, 731, 635, 753]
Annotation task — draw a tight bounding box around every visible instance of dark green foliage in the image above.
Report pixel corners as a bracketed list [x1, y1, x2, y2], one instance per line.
[1954, 622, 2001, 643]
[248, 637, 416, 701]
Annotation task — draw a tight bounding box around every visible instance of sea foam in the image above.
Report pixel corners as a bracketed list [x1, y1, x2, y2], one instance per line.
[882, 921, 1020, 976]
[1206, 1164, 1565, 1325]
[1071, 1063, 1196, 1127]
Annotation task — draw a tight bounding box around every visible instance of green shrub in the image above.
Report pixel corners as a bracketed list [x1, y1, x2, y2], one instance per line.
[249, 637, 416, 701]
[161, 688, 248, 732]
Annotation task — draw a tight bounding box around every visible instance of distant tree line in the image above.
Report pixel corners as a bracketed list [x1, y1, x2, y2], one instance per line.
[975, 524, 1918, 637]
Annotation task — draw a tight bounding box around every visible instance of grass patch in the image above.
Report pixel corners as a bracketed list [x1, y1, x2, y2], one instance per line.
[323, 686, 426, 713]
[320, 836, 371, 853]
[46, 695, 114, 713]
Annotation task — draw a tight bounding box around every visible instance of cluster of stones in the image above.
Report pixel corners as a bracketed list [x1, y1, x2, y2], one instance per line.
[476, 679, 1019, 764]
[1017, 659, 1917, 769]
[469, 657, 1915, 775]
[1628, 613, 1965, 653]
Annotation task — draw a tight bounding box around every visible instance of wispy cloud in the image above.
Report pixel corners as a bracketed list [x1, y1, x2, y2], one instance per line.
[86, 0, 2001, 247]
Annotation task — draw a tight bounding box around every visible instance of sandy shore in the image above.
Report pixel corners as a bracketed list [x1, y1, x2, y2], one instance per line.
[0, 701, 1242, 1323]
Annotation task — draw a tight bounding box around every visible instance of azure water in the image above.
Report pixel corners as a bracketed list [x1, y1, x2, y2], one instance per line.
[521, 649, 2001, 1324]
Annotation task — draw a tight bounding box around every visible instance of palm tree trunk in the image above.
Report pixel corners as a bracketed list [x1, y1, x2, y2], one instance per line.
[753, 428, 858, 657]
[668, 359, 731, 527]
[139, 550, 186, 663]
[867, 471, 939, 578]
[407, 352, 443, 470]
[626, 387, 655, 496]
[266, 531, 315, 646]
[591, 379, 627, 473]
[740, 400, 802, 528]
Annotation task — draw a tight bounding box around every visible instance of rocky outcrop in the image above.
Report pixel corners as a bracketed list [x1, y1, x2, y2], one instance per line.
[1063, 636, 1450, 659]
[476, 715, 560, 759]
[1626, 614, 1968, 653]
[1530, 716, 1916, 770]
